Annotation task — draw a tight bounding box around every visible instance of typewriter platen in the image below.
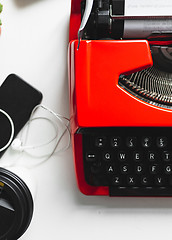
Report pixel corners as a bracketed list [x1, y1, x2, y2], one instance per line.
[68, 0, 172, 196]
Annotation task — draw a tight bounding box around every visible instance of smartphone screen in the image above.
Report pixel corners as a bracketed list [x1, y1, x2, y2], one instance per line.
[0, 74, 43, 156]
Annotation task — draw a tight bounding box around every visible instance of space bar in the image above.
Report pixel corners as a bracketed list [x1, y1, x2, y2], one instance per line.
[109, 186, 172, 197]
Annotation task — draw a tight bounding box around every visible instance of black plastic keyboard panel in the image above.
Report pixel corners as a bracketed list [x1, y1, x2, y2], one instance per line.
[81, 127, 172, 196]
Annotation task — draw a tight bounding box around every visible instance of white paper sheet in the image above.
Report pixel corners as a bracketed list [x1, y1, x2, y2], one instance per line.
[125, 0, 172, 16]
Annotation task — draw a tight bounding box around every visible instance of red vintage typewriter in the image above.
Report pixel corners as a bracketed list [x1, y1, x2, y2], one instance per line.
[68, 0, 172, 196]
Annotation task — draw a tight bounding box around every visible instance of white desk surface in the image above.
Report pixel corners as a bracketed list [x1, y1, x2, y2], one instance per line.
[0, 1, 172, 240]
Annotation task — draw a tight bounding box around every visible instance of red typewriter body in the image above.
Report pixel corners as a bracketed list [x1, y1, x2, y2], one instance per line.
[69, 0, 172, 196]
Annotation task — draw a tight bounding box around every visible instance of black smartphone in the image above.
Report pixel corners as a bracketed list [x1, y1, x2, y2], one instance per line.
[0, 74, 43, 157]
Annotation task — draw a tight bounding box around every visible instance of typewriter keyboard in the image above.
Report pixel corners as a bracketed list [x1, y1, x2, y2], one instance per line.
[81, 127, 172, 196]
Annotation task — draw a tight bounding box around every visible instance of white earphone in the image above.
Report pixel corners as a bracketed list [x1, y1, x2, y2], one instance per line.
[10, 105, 70, 158]
[11, 138, 24, 151]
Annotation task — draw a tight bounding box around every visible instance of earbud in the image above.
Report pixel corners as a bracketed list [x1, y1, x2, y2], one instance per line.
[11, 105, 70, 156]
[11, 138, 23, 152]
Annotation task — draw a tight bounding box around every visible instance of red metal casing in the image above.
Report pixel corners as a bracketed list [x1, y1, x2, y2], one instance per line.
[68, 0, 172, 196]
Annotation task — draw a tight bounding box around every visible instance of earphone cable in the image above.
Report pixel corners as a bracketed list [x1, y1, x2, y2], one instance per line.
[11, 104, 71, 167]
[0, 109, 15, 152]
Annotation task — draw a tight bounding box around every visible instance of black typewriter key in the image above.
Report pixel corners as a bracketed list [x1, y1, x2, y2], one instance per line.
[135, 165, 144, 174]
[149, 164, 158, 174]
[112, 176, 121, 186]
[103, 152, 112, 161]
[141, 176, 149, 186]
[142, 137, 151, 148]
[118, 151, 127, 161]
[154, 177, 164, 186]
[91, 162, 102, 174]
[120, 164, 129, 174]
[133, 151, 142, 161]
[156, 137, 167, 148]
[86, 153, 96, 162]
[111, 137, 120, 148]
[164, 165, 172, 174]
[106, 165, 115, 174]
[95, 137, 106, 147]
[148, 151, 156, 161]
[90, 176, 101, 186]
[126, 137, 136, 148]
[127, 176, 136, 186]
[163, 151, 172, 161]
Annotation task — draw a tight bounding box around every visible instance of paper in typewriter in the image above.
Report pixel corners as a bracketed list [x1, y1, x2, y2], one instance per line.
[125, 0, 172, 16]
[124, 0, 172, 38]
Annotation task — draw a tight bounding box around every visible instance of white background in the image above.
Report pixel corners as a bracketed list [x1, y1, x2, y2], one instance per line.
[0, 1, 172, 240]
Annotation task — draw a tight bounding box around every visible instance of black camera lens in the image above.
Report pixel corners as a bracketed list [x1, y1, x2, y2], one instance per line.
[0, 168, 33, 240]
